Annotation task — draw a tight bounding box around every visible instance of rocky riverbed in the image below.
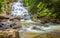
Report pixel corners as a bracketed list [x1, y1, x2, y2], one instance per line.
[0, 14, 60, 38]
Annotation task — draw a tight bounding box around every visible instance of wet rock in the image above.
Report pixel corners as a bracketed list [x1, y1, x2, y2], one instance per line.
[0, 14, 21, 29]
[10, 22, 21, 29]
[56, 19, 60, 24]
[0, 14, 9, 19]
[20, 31, 60, 38]
[0, 29, 19, 38]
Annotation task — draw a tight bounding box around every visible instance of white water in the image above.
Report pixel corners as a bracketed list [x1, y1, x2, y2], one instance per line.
[10, 0, 32, 22]
[10, 0, 35, 32]
[10, 0, 55, 33]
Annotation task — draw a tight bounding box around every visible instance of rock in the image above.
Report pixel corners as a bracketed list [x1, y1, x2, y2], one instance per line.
[0, 14, 9, 19]
[56, 19, 60, 24]
[0, 14, 21, 19]
[10, 22, 21, 29]
[0, 13, 21, 29]
[0, 29, 19, 38]
[19, 25, 60, 38]
[20, 32, 60, 38]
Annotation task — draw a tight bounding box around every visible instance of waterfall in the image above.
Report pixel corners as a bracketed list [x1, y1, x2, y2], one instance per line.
[18, 0, 22, 2]
[10, 0, 52, 33]
[10, 0, 32, 22]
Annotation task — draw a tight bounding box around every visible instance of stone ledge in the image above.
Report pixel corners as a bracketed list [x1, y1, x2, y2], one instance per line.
[0, 14, 9, 19]
[0, 29, 19, 38]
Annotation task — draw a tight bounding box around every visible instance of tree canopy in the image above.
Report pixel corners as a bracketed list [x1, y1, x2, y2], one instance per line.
[0, 0, 60, 23]
[22, 0, 60, 19]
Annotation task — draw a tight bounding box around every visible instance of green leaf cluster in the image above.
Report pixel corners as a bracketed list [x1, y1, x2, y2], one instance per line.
[22, 0, 60, 19]
[0, 0, 12, 14]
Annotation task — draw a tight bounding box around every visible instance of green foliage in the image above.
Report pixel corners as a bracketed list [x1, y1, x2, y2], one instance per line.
[0, 0, 6, 13]
[0, 1, 3, 13]
[22, 0, 60, 19]
[38, 9, 50, 16]
[0, 0, 12, 14]
[0, 0, 60, 20]
[7, 0, 12, 2]
[32, 14, 38, 19]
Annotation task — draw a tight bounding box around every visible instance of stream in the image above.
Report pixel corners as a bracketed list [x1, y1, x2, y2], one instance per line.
[0, 0, 60, 38]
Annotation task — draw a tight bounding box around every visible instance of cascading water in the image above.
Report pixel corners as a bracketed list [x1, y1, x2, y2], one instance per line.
[10, 0, 32, 22]
[0, 0, 54, 33]
[9, 0, 33, 33]
[9, 0, 53, 33]
[0, 1, 60, 38]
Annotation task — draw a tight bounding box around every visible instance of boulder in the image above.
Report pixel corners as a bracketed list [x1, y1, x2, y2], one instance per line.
[0, 14, 20, 19]
[20, 32, 60, 38]
[0, 29, 19, 38]
[0, 14, 9, 19]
